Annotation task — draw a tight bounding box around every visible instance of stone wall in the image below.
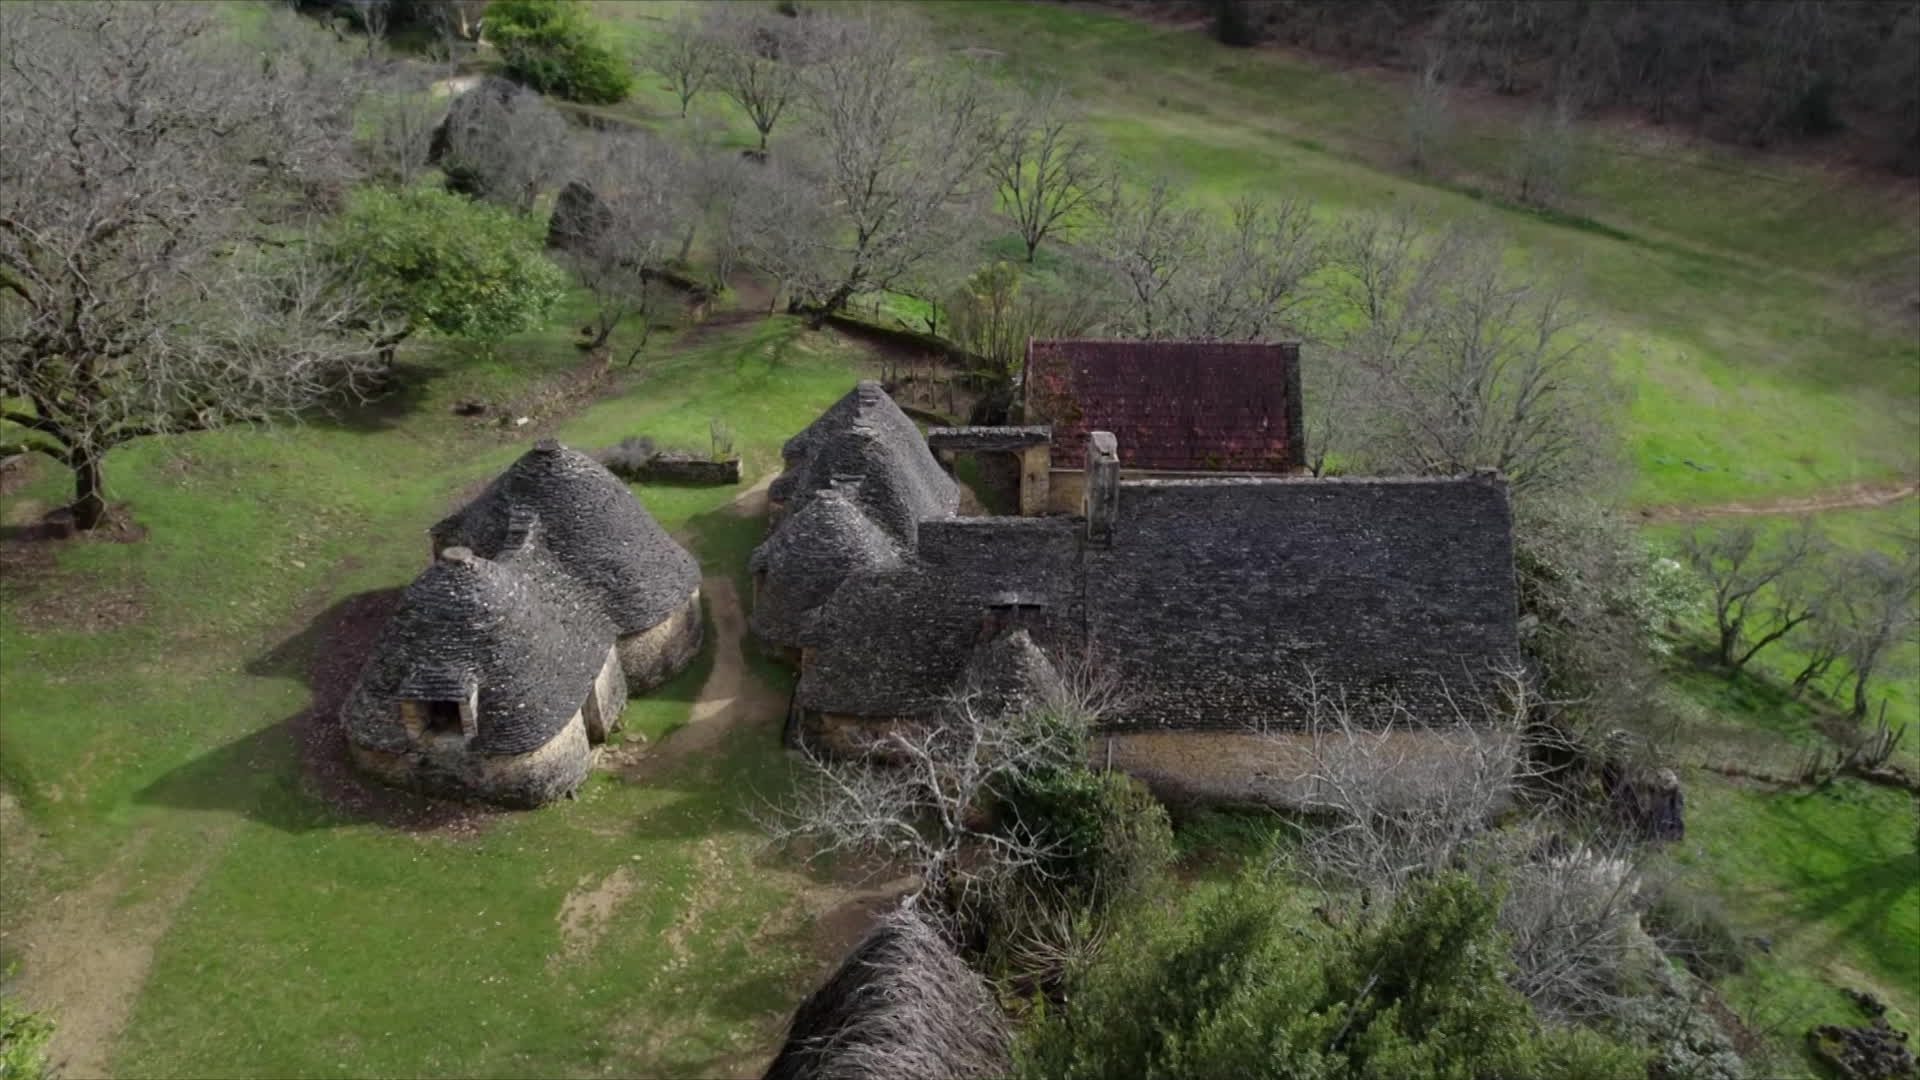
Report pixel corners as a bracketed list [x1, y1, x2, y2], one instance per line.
[636, 453, 741, 486]
[615, 588, 703, 691]
[349, 711, 595, 808]
[581, 646, 628, 743]
[1098, 728, 1513, 808]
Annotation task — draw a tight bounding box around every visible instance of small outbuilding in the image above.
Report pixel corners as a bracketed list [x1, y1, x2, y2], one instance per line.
[343, 439, 702, 807]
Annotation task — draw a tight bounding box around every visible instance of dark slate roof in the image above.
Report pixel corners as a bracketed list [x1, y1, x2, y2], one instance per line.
[1085, 476, 1518, 730]
[1024, 339, 1304, 472]
[749, 487, 904, 648]
[924, 425, 1052, 453]
[796, 518, 1083, 717]
[770, 382, 958, 547]
[799, 475, 1519, 731]
[432, 440, 700, 634]
[343, 548, 614, 755]
[959, 627, 1062, 718]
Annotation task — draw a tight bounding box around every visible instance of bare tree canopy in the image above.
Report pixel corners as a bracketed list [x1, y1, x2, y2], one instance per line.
[644, 8, 716, 118]
[1322, 209, 1619, 495]
[775, 11, 999, 323]
[703, 4, 814, 152]
[1680, 519, 1826, 673]
[0, 1, 389, 530]
[435, 79, 571, 214]
[558, 132, 688, 363]
[987, 86, 1110, 264]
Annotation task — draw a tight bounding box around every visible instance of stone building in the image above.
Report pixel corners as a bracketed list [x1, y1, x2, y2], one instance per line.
[753, 382, 1522, 805]
[343, 440, 701, 807]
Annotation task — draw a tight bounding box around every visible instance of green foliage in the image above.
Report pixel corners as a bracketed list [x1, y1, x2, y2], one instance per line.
[0, 988, 54, 1080]
[326, 185, 564, 344]
[487, 0, 633, 104]
[1006, 768, 1174, 914]
[1016, 871, 1647, 1079]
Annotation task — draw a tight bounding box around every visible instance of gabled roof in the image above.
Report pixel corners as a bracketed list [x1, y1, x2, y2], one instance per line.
[798, 475, 1520, 731]
[749, 487, 904, 649]
[431, 440, 700, 634]
[769, 381, 958, 547]
[1024, 339, 1304, 472]
[343, 548, 614, 755]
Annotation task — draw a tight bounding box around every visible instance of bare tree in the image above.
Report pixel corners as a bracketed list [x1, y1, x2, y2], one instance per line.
[437, 81, 571, 214]
[559, 133, 686, 364]
[1679, 520, 1826, 673]
[781, 11, 998, 324]
[1829, 545, 1920, 718]
[987, 85, 1109, 264]
[357, 63, 452, 185]
[1170, 195, 1323, 342]
[735, 154, 835, 314]
[1406, 47, 1453, 172]
[412, 0, 486, 44]
[1094, 178, 1204, 339]
[1327, 212, 1619, 495]
[766, 696, 1082, 904]
[705, 4, 813, 153]
[0, 2, 388, 531]
[1511, 93, 1579, 208]
[645, 8, 715, 119]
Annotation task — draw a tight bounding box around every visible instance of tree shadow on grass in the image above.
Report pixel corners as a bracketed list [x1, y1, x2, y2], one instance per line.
[134, 586, 505, 834]
[304, 360, 446, 435]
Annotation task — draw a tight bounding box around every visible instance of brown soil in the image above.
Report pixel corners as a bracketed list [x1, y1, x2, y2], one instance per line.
[0, 453, 39, 496]
[0, 500, 149, 633]
[1636, 482, 1918, 523]
[551, 866, 639, 969]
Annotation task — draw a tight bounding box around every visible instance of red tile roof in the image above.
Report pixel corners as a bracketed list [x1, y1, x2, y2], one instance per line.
[1024, 339, 1303, 472]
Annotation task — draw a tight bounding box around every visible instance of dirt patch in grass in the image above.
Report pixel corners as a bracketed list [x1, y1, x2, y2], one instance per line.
[0, 503, 148, 633]
[1637, 482, 1918, 522]
[551, 865, 638, 969]
[0, 453, 39, 496]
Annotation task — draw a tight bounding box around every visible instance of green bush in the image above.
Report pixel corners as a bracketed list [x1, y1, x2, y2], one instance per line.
[1015, 871, 1648, 1080]
[0, 990, 54, 1080]
[1006, 768, 1174, 914]
[486, 0, 632, 104]
[324, 185, 564, 346]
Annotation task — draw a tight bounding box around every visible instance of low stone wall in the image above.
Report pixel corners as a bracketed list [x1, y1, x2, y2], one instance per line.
[636, 453, 741, 486]
[1098, 728, 1514, 809]
[616, 588, 704, 691]
[350, 712, 595, 809]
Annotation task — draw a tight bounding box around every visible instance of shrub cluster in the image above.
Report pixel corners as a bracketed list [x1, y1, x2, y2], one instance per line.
[487, 0, 633, 105]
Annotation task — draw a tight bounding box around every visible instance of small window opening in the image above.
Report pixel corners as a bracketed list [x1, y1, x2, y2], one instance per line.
[424, 699, 464, 736]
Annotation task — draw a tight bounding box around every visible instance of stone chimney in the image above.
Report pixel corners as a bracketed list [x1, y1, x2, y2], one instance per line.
[1083, 431, 1119, 546]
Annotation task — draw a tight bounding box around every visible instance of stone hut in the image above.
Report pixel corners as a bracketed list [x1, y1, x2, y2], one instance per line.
[431, 439, 702, 690]
[753, 382, 957, 655]
[343, 439, 701, 807]
[1018, 339, 1305, 513]
[755, 382, 1522, 805]
[341, 545, 627, 808]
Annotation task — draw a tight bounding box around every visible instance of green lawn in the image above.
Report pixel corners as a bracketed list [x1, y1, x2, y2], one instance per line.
[0, 304, 877, 1076]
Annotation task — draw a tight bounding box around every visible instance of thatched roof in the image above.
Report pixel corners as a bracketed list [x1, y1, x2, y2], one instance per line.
[343, 547, 614, 755]
[749, 487, 904, 649]
[769, 382, 958, 547]
[763, 907, 1010, 1080]
[1025, 339, 1304, 472]
[431, 440, 699, 635]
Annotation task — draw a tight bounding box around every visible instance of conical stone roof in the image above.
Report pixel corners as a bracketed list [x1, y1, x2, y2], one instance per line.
[749, 487, 903, 648]
[343, 548, 613, 756]
[432, 440, 700, 634]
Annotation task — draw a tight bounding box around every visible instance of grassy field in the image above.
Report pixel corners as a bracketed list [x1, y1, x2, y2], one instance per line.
[2, 2, 1917, 1076]
[603, 0, 1919, 509]
[0, 296, 885, 1076]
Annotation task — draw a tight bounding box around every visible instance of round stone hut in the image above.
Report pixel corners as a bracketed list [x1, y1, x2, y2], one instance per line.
[341, 546, 628, 808]
[430, 439, 702, 691]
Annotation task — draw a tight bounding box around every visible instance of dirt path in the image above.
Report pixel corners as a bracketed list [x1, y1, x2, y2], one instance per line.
[621, 476, 782, 776]
[1636, 481, 1917, 523]
[9, 825, 232, 1079]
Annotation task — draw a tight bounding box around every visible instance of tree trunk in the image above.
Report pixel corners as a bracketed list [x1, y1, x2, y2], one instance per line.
[1025, 236, 1040, 263]
[70, 447, 106, 531]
